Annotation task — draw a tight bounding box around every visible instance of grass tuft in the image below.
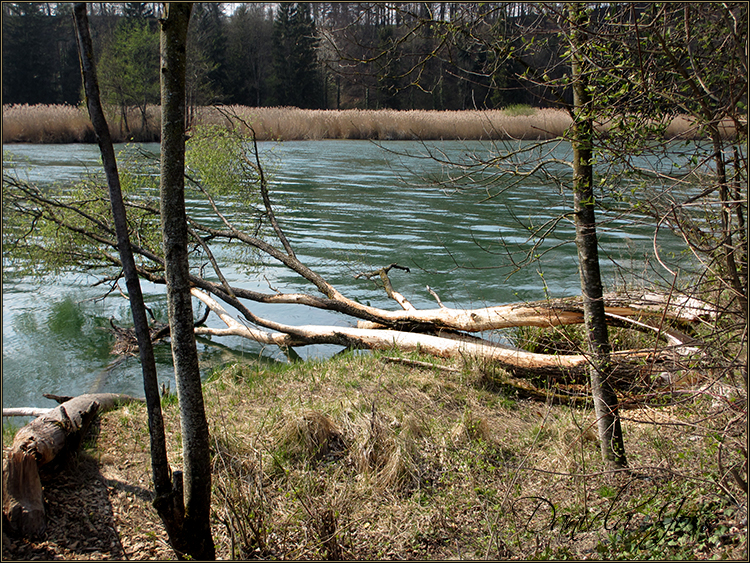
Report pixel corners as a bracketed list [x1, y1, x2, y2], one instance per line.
[275, 410, 345, 466]
[32, 346, 745, 560]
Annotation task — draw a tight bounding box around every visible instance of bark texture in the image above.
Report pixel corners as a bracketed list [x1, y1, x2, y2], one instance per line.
[569, 3, 626, 468]
[72, 0, 176, 544]
[191, 287, 698, 379]
[159, 3, 215, 560]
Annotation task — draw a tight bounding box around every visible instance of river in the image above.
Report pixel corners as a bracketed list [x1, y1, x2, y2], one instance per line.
[2, 139, 691, 412]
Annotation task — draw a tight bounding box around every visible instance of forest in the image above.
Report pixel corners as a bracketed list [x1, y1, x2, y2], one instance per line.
[5, 2, 622, 113]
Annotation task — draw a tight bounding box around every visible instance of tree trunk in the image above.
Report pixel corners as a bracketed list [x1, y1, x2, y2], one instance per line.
[159, 3, 215, 560]
[712, 135, 747, 318]
[72, 0, 175, 520]
[569, 3, 626, 468]
[191, 287, 698, 378]
[2, 394, 142, 538]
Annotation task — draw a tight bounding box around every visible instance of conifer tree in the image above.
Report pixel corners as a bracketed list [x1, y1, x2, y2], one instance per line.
[2, 3, 78, 104]
[271, 2, 322, 108]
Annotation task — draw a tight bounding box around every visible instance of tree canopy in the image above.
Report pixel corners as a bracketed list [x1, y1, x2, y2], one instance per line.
[7, 2, 743, 113]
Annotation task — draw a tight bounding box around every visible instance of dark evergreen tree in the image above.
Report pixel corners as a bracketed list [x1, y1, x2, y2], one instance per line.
[271, 2, 322, 108]
[187, 2, 229, 105]
[97, 14, 160, 137]
[374, 25, 402, 109]
[2, 2, 79, 105]
[225, 2, 274, 106]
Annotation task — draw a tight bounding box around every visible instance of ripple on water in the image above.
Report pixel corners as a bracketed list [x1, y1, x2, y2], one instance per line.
[2, 140, 696, 409]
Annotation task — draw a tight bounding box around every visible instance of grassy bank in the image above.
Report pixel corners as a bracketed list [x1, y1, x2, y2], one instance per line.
[3, 350, 745, 560]
[2, 103, 732, 144]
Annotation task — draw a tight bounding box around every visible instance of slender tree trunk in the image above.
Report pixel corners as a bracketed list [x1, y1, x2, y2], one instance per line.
[711, 136, 747, 318]
[568, 3, 627, 469]
[72, 0, 174, 515]
[731, 147, 748, 305]
[159, 3, 215, 560]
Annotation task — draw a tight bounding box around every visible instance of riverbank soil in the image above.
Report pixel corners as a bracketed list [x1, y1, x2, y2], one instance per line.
[2, 352, 747, 560]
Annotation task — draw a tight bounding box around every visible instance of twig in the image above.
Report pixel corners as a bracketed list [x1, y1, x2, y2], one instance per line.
[426, 285, 446, 308]
[355, 263, 415, 310]
[187, 225, 235, 298]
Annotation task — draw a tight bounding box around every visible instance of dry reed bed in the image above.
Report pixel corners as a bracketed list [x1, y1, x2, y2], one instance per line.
[3, 103, 734, 144]
[2, 103, 96, 143]
[198, 105, 573, 141]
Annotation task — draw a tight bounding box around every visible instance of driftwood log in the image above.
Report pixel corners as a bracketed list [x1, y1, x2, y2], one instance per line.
[190, 288, 704, 380]
[2, 393, 143, 538]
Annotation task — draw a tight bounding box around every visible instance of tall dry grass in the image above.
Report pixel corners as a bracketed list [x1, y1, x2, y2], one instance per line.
[196, 105, 574, 141]
[82, 349, 746, 560]
[3, 103, 735, 144]
[1, 103, 163, 143]
[2, 104, 95, 143]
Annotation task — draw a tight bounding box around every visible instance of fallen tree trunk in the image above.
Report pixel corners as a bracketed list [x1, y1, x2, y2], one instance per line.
[353, 291, 714, 331]
[3, 122, 714, 379]
[190, 288, 698, 380]
[2, 393, 143, 538]
[179, 195, 712, 335]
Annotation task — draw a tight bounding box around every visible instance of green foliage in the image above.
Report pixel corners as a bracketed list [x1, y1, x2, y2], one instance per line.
[161, 389, 179, 408]
[186, 3, 228, 108]
[4, 3, 746, 115]
[185, 125, 258, 200]
[1, 3, 80, 105]
[184, 124, 267, 272]
[2, 421, 20, 449]
[2, 126, 265, 280]
[503, 104, 537, 117]
[223, 3, 274, 107]
[117, 144, 160, 193]
[597, 505, 726, 560]
[3, 173, 118, 278]
[271, 3, 322, 108]
[97, 17, 159, 134]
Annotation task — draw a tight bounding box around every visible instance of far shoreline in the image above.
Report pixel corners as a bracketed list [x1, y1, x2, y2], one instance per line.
[2, 103, 738, 144]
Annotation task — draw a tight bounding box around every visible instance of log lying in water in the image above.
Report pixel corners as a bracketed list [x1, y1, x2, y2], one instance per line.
[2, 393, 143, 538]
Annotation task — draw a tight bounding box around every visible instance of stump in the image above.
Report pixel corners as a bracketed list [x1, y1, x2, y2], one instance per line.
[2, 393, 141, 538]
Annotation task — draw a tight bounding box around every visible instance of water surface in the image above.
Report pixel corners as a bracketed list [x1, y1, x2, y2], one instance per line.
[2, 140, 690, 411]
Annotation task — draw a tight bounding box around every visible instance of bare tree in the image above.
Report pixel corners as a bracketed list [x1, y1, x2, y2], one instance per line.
[72, 0, 173, 542]
[567, 2, 625, 468]
[157, 2, 215, 559]
[73, 3, 214, 559]
[4, 2, 718, 486]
